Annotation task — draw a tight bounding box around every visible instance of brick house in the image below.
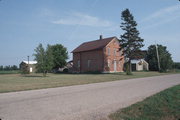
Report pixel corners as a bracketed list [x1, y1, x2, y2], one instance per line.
[72, 36, 124, 73]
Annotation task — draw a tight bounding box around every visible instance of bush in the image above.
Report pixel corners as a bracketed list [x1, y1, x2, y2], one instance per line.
[174, 62, 180, 69]
[63, 68, 69, 73]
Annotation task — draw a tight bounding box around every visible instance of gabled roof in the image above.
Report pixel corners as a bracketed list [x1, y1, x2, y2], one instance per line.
[22, 61, 37, 64]
[131, 59, 142, 64]
[131, 59, 148, 64]
[72, 37, 117, 53]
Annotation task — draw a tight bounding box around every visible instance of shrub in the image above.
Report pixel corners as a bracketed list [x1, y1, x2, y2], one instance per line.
[63, 68, 69, 73]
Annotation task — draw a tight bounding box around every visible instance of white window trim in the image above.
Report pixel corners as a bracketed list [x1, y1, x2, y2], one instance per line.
[78, 60, 80, 68]
[88, 60, 91, 68]
[108, 59, 111, 67]
[114, 48, 116, 56]
[119, 49, 122, 56]
[108, 47, 110, 55]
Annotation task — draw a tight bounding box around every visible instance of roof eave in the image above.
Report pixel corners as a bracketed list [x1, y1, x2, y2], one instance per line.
[72, 47, 104, 53]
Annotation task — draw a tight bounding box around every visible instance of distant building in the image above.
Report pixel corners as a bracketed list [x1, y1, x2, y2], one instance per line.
[131, 59, 149, 71]
[65, 60, 73, 72]
[72, 36, 124, 73]
[58, 60, 73, 73]
[19, 61, 37, 73]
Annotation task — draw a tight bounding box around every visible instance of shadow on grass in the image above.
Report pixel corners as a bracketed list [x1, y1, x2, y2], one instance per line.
[23, 75, 44, 77]
[21, 74, 48, 77]
[54, 72, 126, 76]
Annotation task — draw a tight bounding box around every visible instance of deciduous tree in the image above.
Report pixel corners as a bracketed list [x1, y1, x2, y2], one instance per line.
[146, 44, 173, 72]
[50, 44, 68, 69]
[34, 44, 54, 76]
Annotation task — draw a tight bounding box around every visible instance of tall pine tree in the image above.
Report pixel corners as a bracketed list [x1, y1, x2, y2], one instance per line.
[120, 9, 144, 74]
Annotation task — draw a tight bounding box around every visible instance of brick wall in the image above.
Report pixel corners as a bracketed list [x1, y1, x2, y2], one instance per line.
[103, 39, 124, 72]
[73, 50, 104, 73]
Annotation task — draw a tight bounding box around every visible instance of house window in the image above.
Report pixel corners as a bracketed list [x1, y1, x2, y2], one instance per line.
[114, 49, 116, 56]
[108, 59, 111, 67]
[88, 60, 91, 68]
[78, 60, 80, 68]
[119, 50, 122, 56]
[108, 47, 110, 55]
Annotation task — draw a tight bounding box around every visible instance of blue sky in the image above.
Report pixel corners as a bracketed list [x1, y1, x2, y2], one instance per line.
[0, 0, 180, 66]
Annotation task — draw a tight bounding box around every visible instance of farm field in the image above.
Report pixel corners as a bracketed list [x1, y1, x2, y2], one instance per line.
[0, 70, 20, 74]
[0, 71, 178, 93]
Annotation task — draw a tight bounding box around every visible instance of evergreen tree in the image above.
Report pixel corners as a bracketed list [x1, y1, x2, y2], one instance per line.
[119, 9, 144, 75]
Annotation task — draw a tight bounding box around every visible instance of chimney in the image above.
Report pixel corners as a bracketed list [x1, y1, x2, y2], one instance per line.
[99, 35, 103, 40]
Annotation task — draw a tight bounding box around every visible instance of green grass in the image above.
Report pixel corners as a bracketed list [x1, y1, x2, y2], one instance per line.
[0, 70, 20, 74]
[0, 71, 178, 93]
[109, 85, 180, 120]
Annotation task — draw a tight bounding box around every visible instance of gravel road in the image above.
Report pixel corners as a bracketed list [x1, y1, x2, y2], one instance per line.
[0, 74, 180, 120]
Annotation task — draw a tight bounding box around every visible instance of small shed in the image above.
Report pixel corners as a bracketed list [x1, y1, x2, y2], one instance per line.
[131, 59, 149, 71]
[19, 61, 37, 73]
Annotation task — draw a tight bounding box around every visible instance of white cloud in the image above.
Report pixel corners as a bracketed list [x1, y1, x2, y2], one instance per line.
[52, 12, 112, 27]
[142, 15, 180, 30]
[141, 4, 180, 22]
[140, 4, 180, 29]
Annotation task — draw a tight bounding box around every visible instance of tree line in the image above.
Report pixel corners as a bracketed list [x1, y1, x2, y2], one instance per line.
[0, 65, 19, 71]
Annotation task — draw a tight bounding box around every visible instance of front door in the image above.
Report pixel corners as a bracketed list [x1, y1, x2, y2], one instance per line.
[30, 67, 33, 72]
[114, 60, 117, 72]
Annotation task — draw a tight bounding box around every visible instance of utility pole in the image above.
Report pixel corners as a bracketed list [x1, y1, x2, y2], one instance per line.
[155, 44, 161, 71]
[27, 56, 29, 65]
[27, 56, 30, 73]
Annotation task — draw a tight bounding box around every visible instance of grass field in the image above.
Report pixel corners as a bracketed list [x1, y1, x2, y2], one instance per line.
[0, 71, 178, 93]
[0, 70, 20, 74]
[109, 84, 180, 120]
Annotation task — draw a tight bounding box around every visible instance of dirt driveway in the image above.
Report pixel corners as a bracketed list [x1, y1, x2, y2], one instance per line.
[0, 74, 180, 120]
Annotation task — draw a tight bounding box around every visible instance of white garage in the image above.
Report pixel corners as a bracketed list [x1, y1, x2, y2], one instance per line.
[131, 59, 149, 71]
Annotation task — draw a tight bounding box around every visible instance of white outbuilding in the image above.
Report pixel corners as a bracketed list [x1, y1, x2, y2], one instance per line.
[19, 61, 37, 73]
[131, 59, 149, 71]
